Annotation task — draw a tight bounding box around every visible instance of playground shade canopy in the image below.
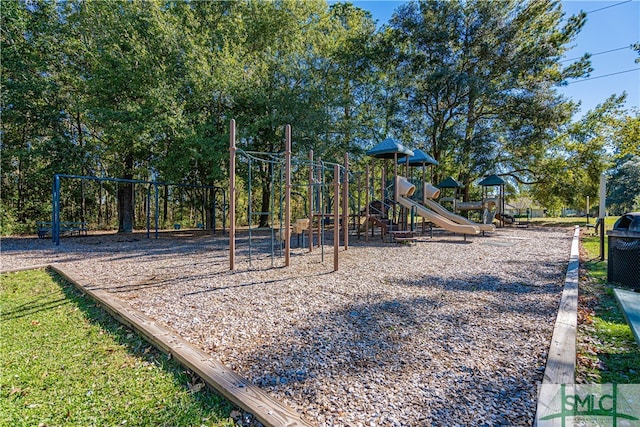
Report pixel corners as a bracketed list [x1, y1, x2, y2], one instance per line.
[478, 174, 505, 186]
[436, 176, 461, 188]
[366, 138, 414, 159]
[397, 148, 439, 166]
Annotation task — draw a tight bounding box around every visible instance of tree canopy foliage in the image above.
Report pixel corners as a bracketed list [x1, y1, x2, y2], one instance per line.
[2, 0, 637, 234]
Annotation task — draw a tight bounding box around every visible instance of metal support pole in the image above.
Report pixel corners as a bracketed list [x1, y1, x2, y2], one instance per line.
[248, 158, 253, 266]
[343, 153, 349, 250]
[357, 171, 361, 239]
[365, 164, 370, 242]
[381, 164, 385, 205]
[393, 153, 398, 226]
[53, 174, 61, 246]
[269, 160, 276, 267]
[213, 188, 217, 235]
[229, 119, 236, 270]
[599, 173, 606, 261]
[285, 124, 292, 267]
[422, 162, 427, 231]
[333, 165, 339, 272]
[146, 185, 151, 238]
[318, 158, 323, 252]
[308, 150, 314, 253]
[154, 184, 159, 239]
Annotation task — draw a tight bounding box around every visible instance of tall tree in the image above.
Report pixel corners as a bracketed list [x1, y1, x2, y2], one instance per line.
[608, 156, 640, 214]
[612, 110, 640, 158]
[384, 0, 588, 197]
[531, 94, 627, 210]
[317, 2, 379, 155]
[65, 0, 185, 232]
[1, 1, 78, 228]
[229, 0, 377, 226]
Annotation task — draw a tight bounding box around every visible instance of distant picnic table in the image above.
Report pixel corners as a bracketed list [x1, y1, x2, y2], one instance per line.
[37, 221, 88, 239]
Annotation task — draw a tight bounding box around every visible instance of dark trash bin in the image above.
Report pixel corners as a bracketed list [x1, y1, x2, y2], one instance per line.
[607, 212, 640, 289]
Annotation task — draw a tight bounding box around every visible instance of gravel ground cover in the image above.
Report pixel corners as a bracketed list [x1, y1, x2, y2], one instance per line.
[1, 226, 573, 426]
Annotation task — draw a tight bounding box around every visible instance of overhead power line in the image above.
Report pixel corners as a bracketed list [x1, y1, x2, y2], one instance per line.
[560, 0, 632, 22]
[565, 67, 640, 84]
[585, 0, 632, 14]
[561, 46, 633, 62]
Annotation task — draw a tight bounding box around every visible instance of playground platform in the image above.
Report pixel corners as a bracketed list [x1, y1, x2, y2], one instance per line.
[613, 288, 640, 347]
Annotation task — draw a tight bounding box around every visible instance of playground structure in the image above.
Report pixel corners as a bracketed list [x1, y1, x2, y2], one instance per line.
[48, 174, 226, 245]
[228, 120, 350, 272]
[363, 138, 497, 240]
[46, 124, 514, 270]
[439, 174, 508, 227]
[46, 120, 354, 272]
[395, 177, 488, 236]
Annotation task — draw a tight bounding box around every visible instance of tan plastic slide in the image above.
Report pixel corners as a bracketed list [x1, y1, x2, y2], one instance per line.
[398, 196, 481, 235]
[422, 199, 495, 232]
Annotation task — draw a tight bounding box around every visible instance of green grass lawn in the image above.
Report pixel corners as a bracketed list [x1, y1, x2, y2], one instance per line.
[0, 269, 235, 427]
[530, 216, 619, 229]
[577, 233, 640, 384]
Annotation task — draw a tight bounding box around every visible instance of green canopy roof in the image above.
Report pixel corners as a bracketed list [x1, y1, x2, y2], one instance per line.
[478, 174, 505, 186]
[436, 176, 461, 188]
[366, 138, 414, 159]
[397, 148, 439, 166]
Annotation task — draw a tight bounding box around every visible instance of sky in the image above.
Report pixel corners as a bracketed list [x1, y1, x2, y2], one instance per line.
[344, 0, 640, 120]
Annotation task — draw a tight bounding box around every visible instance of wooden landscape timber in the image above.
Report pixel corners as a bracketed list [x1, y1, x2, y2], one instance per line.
[5, 263, 313, 427]
[535, 226, 580, 426]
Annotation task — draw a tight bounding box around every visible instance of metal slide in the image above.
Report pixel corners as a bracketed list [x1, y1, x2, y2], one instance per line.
[421, 199, 495, 232]
[398, 196, 481, 235]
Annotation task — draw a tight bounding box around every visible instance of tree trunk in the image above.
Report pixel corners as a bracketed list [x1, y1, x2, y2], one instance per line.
[258, 135, 275, 228]
[117, 183, 134, 232]
[117, 155, 135, 233]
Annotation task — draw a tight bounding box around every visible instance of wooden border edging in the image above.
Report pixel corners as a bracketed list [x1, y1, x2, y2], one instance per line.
[1, 264, 312, 427]
[535, 226, 580, 424]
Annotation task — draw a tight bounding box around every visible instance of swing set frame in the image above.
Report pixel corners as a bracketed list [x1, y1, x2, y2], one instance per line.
[50, 174, 226, 245]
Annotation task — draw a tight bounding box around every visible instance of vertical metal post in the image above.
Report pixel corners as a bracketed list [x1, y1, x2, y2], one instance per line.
[343, 153, 349, 250]
[229, 119, 236, 270]
[393, 153, 398, 226]
[599, 173, 606, 261]
[403, 155, 410, 230]
[422, 162, 427, 231]
[285, 125, 292, 267]
[502, 184, 505, 228]
[365, 164, 370, 242]
[381, 163, 385, 204]
[318, 158, 323, 251]
[333, 165, 339, 272]
[357, 171, 361, 239]
[154, 184, 159, 239]
[248, 158, 252, 266]
[212, 188, 217, 235]
[146, 185, 151, 239]
[308, 150, 314, 253]
[270, 160, 276, 266]
[52, 174, 61, 245]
